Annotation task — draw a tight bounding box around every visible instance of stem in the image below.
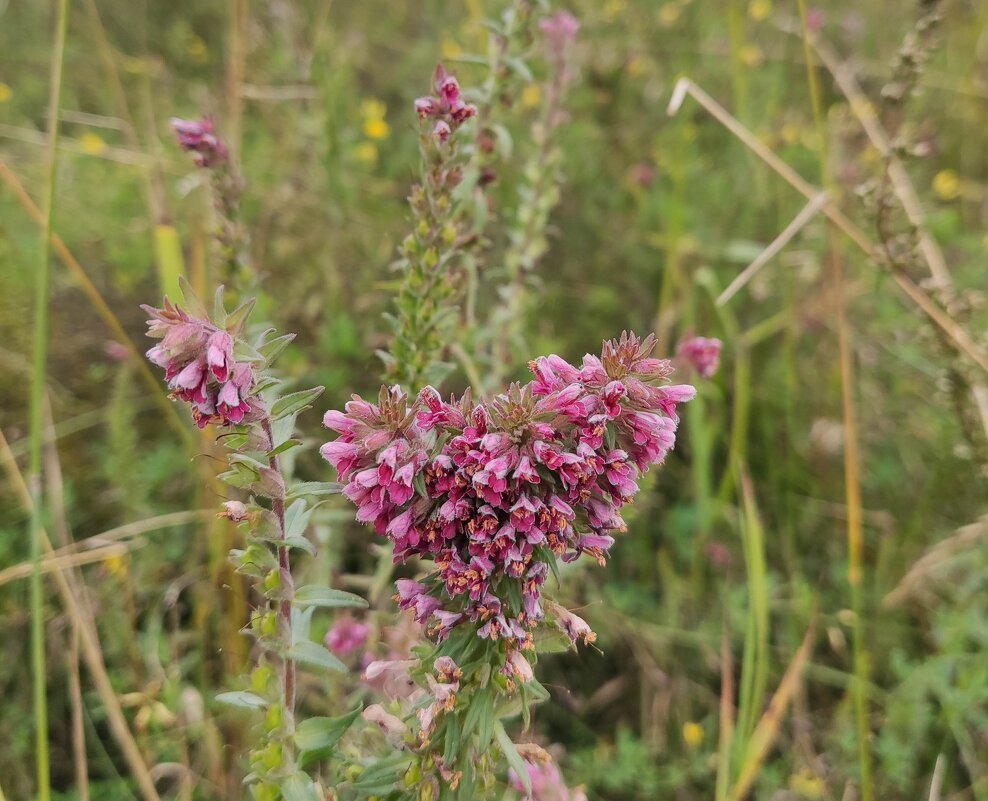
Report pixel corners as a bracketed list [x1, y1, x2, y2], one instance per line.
[796, 3, 872, 798]
[29, 1, 70, 797]
[262, 418, 296, 721]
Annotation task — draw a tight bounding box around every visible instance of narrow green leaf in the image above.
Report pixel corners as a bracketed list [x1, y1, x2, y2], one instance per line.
[494, 722, 530, 795]
[267, 438, 302, 459]
[284, 499, 314, 540]
[258, 332, 296, 364]
[287, 481, 342, 500]
[178, 275, 208, 319]
[225, 297, 256, 336]
[295, 585, 368, 609]
[295, 707, 362, 754]
[216, 691, 267, 710]
[288, 640, 347, 673]
[271, 387, 325, 421]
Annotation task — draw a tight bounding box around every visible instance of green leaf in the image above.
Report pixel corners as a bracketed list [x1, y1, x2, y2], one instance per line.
[257, 332, 296, 364]
[216, 691, 267, 709]
[462, 686, 493, 742]
[494, 722, 531, 795]
[225, 297, 256, 336]
[534, 626, 573, 654]
[267, 438, 302, 459]
[295, 707, 362, 755]
[284, 499, 314, 540]
[287, 640, 347, 673]
[295, 585, 368, 609]
[287, 481, 342, 500]
[271, 387, 325, 421]
[280, 773, 320, 801]
[178, 275, 208, 319]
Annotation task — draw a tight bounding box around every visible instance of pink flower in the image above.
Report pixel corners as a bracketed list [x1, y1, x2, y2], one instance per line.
[143, 298, 257, 428]
[413, 64, 477, 143]
[325, 617, 370, 656]
[170, 116, 228, 168]
[677, 335, 722, 379]
[321, 332, 693, 650]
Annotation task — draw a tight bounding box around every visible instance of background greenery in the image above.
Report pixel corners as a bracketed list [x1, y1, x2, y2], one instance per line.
[1, 0, 986, 799]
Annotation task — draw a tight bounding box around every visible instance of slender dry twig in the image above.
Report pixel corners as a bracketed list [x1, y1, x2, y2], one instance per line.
[0, 157, 194, 446]
[0, 428, 163, 801]
[881, 516, 988, 609]
[717, 191, 829, 307]
[667, 78, 988, 375]
[68, 624, 91, 801]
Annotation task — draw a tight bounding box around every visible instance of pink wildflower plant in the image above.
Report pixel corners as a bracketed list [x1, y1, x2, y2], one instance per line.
[509, 755, 586, 801]
[325, 616, 371, 656]
[142, 295, 259, 429]
[322, 332, 694, 662]
[414, 64, 477, 143]
[676, 335, 722, 379]
[170, 116, 229, 168]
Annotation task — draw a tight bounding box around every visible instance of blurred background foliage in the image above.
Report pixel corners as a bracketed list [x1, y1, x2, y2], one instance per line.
[1, 0, 987, 799]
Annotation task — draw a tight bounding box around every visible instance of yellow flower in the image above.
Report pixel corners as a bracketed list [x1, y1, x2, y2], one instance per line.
[441, 37, 462, 60]
[749, 0, 772, 21]
[739, 44, 764, 67]
[932, 169, 960, 201]
[363, 118, 390, 140]
[186, 35, 208, 63]
[627, 56, 646, 78]
[522, 84, 541, 109]
[604, 0, 627, 21]
[682, 721, 704, 748]
[0, 82, 11, 103]
[355, 142, 378, 165]
[789, 768, 824, 799]
[361, 98, 387, 122]
[80, 132, 107, 155]
[104, 552, 127, 578]
[781, 123, 801, 145]
[658, 3, 681, 27]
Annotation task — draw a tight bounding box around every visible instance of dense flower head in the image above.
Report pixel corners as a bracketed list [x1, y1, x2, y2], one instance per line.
[322, 332, 694, 650]
[414, 64, 477, 142]
[676, 335, 722, 379]
[170, 116, 229, 168]
[142, 298, 257, 428]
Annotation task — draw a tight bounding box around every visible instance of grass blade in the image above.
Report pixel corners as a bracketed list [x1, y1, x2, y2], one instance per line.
[28, 0, 71, 796]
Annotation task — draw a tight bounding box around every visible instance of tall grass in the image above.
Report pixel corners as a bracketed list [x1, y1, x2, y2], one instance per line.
[27, 1, 70, 798]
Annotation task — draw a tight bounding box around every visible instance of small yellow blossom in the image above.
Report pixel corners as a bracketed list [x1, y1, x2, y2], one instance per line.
[604, 0, 628, 21]
[749, 0, 772, 21]
[0, 82, 12, 103]
[361, 98, 387, 122]
[104, 552, 127, 578]
[441, 37, 463, 60]
[80, 132, 107, 155]
[363, 118, 390, 140]
[982, 233, 988, 251]
[739, 44, 764, 67]
[658, 3, 681, 27]
[682, 721, 704, 748]
[781, 123, 801, 145]
[932, 169, 960, 201]
[627, 56, 646, 78]
[355, 142, 378, 165]
[521, 84, 541, 109]
[789, 768, 825, 799]
[186, 35, 208, 63]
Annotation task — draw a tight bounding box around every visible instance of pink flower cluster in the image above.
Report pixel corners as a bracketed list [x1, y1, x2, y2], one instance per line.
[677, 335, 722, 379]
[170, 116, 228, 168]
[321, 333, 694, 650]
[414, 64, 477, 143]
[143, 299, 256, 428]
[509, 758, 586, 801]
